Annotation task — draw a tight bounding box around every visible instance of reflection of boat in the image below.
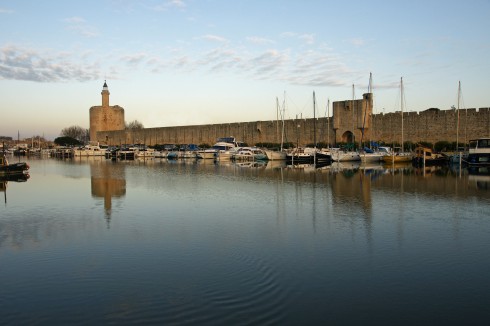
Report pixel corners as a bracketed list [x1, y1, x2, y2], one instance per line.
[1, 173, 30, 182]
[1, 154, 30, 176]
[467, 166, 490, 190]
[265, 160, 287, 169]
[412, 146, 447, 166]
[330, 161, 361, 171]
[466, 138, 490, 166]
[234, 161, 268, 168]
[1, 172, 29, 203]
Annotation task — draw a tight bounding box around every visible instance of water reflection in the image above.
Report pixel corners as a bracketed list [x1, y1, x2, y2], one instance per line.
[89, 161, 126, 227]
[2, 157, 490, 324]
[468, 166, 490, 190]
[1, 173, 29, 204]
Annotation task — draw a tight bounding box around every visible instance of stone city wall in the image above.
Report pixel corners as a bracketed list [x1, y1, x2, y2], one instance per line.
[96, 107, 490, 147]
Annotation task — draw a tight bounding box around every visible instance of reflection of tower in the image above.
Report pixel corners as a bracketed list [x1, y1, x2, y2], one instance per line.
[90, 161, 126, 227]
[330, 165, 373, 225]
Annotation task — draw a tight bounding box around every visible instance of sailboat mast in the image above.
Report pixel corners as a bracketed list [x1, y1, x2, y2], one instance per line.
[313, 91, 317, 148]
[327, 98, 330, 148]
[276, 97, 279, 145]
[281, 92, 285, 151]
[400, 77, 405, 153]
[361, 73, 372, 148]
[456, 81, 460, 151]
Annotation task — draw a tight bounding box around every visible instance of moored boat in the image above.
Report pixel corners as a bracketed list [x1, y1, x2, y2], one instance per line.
[330, 148, 361, 162]
[232, 147, 268, 161]
[73, 144, 108, 157]
[466, 138, 490, 166]
[286, 147, 314, 164]
[1, 154, 29, 176]
[264, 149, 287, 161]
[412, 146, 447, 166]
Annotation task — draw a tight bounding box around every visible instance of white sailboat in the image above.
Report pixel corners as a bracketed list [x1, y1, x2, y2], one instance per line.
[448, 81, 466, 165]
[265, 95, 287, 160]
[382, 77, 412, 163]
[360, 73, 384, 163]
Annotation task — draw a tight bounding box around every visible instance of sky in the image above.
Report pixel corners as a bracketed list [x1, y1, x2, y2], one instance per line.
[1, 0, 489, 140]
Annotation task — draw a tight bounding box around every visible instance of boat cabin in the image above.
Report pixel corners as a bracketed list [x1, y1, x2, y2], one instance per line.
[467, 138, 490, 166]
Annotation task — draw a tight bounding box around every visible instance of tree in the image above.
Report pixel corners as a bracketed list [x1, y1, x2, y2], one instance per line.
[126, 120, 144, 130]
[60, 125, 88, 143]
[54, 136, 81, 146]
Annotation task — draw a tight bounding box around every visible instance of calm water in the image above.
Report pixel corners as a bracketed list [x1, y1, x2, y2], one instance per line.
[1, 157, 489, 325]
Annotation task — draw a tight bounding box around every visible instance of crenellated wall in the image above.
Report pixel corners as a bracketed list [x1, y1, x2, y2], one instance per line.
[94, 91, 490, 147]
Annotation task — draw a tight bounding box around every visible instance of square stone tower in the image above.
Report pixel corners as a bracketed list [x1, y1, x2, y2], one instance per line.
[89, 81, 125, 143]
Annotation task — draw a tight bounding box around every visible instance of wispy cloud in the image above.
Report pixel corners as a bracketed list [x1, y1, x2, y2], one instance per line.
[120, 53, 148, 66]
[140, 43, 355, 87]
[63, 16, 99, 38]
[346, 38, 367, 47]
[246, 36, 275, 45]
[200, 34, 228, 43]
[151, 0, 186, 11]
[0, 45, 101, 82]
[281, 32, 315, 45]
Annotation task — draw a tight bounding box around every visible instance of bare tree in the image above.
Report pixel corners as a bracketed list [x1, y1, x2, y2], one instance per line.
[126, 120, 144, 130]
[60, 125, 89, 143]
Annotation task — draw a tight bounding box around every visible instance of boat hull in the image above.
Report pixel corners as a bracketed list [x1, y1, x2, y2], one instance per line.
[466, 153, 490, 166]
[0, 162, 29, 176]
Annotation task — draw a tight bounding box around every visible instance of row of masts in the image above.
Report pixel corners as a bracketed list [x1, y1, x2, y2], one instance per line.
[277, 75, 466, 151]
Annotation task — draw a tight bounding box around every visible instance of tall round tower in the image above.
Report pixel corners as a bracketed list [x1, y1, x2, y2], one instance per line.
[89, 81, 125, 143]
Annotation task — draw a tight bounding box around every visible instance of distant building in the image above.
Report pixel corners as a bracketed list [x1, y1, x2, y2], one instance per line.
[89, 81, 125, 142]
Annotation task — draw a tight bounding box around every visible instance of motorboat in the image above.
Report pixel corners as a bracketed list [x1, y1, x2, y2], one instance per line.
[211, 137, 245, 160]
[465, 138, 490, 166]
[73, 144, 108, 157]
[232, 147, 268, 161]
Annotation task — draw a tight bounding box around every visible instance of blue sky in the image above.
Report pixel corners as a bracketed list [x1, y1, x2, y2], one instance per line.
[1, 0, 489, 140]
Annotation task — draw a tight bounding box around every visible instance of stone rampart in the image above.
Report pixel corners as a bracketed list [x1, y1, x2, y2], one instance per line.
[96, 106, 490, 147]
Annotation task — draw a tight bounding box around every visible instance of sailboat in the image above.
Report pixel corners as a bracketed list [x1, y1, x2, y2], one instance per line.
[360, 73, 384, 163]
[448, 81, 467, 165]
[382, 77, 412, 164]
[264, 95, 287, 160]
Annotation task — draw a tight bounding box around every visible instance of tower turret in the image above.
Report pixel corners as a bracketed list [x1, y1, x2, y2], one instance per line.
[101, 81, 110, 107]
[90, 81, 125, 142]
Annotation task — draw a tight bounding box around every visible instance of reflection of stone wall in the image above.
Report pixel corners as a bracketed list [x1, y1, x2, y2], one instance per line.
[90, 163, 126, 215]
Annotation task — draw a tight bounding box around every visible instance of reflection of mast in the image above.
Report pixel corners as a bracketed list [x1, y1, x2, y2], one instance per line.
[2, 180, 6, 205]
